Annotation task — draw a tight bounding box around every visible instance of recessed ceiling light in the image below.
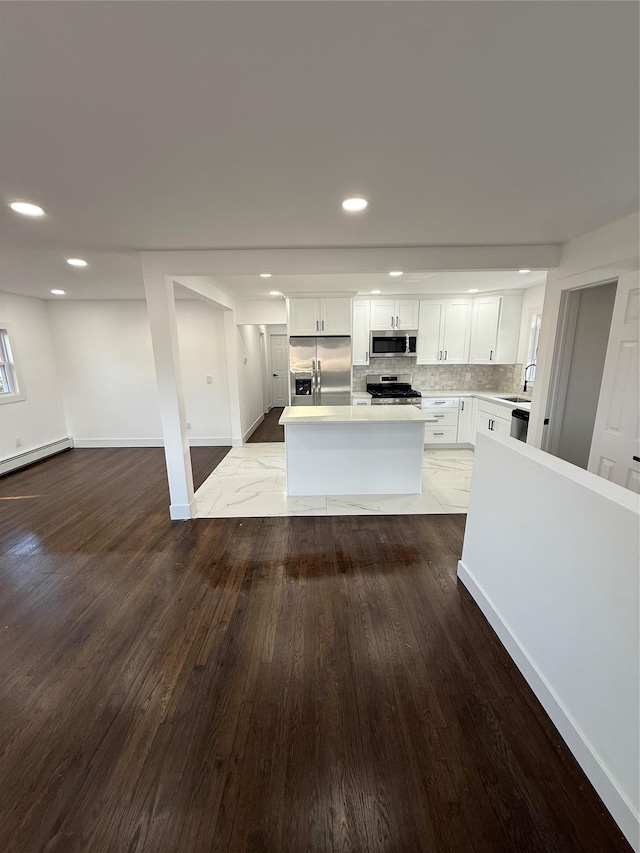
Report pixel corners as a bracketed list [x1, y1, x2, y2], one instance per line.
[259, 273, 272, 278]
[371, 290, 381, 294]
[9, 200, 45, 217]
[468, 288, 479, 293]
[51, 289, 65, 296]
[66, 258, 88, 267]
[269, 291, 281, 297]
[519, 269, 531, 274]
[389, 270, 403, 277]
[341, 196, 368, 213]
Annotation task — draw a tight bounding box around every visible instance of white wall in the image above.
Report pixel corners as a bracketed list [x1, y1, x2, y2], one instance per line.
[459, 434, 640, 850]
[530, 212, 640, 447]
[0, 292, 68, 461]
[235, 299, 287, 326]
[49, 299, 231, 445]
[236, 324, 265, 439]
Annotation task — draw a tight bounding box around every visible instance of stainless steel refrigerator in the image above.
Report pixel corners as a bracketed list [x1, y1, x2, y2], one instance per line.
[289, 336, 351, 406]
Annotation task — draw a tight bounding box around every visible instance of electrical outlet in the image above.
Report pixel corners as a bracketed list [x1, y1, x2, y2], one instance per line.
[14, 436, 22, 448]
[206, 375, 213, 385]
[465, 372, 471, 380]
[186, 422, 192, 430]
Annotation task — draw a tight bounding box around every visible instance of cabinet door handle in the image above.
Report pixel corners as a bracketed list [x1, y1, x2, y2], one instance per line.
[488, 419, 494, 431]
[434, 414, 445, 419]
[365, 351, 368, 361]
[434, 432, 444, 436]
[439, 351, 443, 360]
[322, 319, 325, 331]
[633, 456, 640, 463]
[391, 315, 395, 328]
[444, 350, 448, 360]
[461, 400, 465, 411]
[316, 320, 319, 331]
[489, 350, 493, 361]
[396, 315, 400, 328]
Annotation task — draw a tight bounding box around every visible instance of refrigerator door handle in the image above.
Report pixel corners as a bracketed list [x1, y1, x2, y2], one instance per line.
[317, 359, 322, 404]
[311, 359, 317, 404]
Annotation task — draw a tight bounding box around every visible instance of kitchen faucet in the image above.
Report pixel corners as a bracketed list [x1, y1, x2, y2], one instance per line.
[523, 363, 536, 393]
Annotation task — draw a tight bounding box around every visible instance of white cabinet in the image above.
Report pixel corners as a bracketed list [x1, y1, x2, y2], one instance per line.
[321, 298, 352, 335]
[422, 397, 460, 445]
[457, 397, 476, 444]
[289, 297, 352, 336]
[477, 400, 511, 439]
[417, 299, 472, 365]
[469, 296, 501, 364]
[289, 298, 320, 335]
[352, 300, 371, 365]
[370, 299, 418, 331]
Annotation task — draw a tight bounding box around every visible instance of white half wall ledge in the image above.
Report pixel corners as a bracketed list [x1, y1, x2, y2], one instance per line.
[458, 433, 640, 852]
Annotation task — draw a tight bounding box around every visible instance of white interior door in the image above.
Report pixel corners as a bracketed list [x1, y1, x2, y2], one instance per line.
[270, 334, 289, 407]
[588, 271, 640, 492]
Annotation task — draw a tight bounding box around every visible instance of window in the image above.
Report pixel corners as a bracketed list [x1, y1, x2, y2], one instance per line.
[526, 313, 542, 382]
[0, 328, 20, 398]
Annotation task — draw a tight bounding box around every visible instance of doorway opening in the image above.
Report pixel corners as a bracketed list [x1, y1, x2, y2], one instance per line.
[544, 280, 617, 469]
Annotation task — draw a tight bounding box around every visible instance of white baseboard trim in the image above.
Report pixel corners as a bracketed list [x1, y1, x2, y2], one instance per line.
[242, 413, 265, 444]
[169, 496, 197, 520]
[73, 437, 233, 448]
[457, 560, 640, 852]
[0, 437, 74, 476]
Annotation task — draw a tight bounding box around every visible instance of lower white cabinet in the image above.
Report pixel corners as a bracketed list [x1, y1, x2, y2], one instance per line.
[422, 397, 459, 445]
[457, 397, 476, 444]
[476, 400, 512, 439]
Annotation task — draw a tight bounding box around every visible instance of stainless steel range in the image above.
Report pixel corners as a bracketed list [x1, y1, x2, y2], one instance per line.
[365, 374, 422, 406]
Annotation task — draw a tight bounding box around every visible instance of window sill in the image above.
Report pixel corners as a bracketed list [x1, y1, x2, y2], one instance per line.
[0, 392, 27, 405]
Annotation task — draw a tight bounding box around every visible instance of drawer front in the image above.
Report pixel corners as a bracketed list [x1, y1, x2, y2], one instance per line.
[425, 426, 458, 444]
[424, 410, 458, 427]
[422, 397, 459, 409]
[352, 398, 372, 406]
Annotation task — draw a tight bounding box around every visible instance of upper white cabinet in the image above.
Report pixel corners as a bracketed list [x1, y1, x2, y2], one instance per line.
[288, 297, 352, 336]
[289, 298, 321, 335]
[469, 296, 501, 364]
[370, 299, 419, 331]
[417, 298, 472, 365]
[352, 300, 371, 365]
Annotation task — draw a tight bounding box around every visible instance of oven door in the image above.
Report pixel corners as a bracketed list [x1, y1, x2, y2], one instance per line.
[370, 331, 417, 357]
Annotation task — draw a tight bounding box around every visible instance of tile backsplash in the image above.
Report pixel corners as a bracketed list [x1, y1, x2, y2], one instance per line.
[352, 360, 523, 392]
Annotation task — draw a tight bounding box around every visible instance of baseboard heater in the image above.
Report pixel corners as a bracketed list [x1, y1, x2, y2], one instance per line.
[0, 437, 74, 477]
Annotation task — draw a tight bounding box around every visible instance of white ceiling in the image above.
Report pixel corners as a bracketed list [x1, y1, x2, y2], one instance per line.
[0, 2, 637, 300]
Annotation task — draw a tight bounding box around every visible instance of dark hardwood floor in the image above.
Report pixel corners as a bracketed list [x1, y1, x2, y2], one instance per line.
[247, 407, 285, 442]
[0, 448, 630, 852]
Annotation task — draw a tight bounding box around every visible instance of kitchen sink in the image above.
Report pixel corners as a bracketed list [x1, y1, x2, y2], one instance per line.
[498, 396, 530, 403]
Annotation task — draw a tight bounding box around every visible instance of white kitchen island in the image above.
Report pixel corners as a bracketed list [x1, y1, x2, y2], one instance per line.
[279, 405, 437, 496]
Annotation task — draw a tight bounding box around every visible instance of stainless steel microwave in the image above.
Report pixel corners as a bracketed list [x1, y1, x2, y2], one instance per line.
[370, 330, 418, 358]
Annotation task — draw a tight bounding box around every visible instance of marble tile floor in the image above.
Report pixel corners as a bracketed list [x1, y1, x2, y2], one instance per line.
[195, 445, 474, 518]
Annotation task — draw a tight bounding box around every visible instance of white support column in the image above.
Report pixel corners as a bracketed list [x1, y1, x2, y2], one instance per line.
[143, 271, 195, 520]
[224, 310, 243, 445]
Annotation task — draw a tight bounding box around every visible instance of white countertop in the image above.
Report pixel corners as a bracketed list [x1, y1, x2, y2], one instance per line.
[280, 405, 438, 425]
[351, 389, 532, 412]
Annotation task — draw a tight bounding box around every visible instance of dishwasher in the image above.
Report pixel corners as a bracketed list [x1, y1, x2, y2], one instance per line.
[510, 409, 529, 442]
